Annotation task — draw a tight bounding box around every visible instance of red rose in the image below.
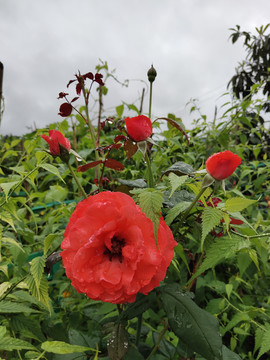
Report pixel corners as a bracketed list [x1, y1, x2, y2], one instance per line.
[41, 130, 71, 156]
[125, 115, 152, 142]
[61, 191, 176, 304]
[206, 151, 241, 180]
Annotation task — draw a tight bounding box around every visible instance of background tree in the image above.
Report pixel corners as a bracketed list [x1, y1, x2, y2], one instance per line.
[228, 24, 270, 112]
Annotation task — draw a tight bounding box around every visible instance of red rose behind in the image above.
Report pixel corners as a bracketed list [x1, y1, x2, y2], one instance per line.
[61, 191, 177, 304]
[125, 115, 152, 142]
[41, 130, 71, 156]
[206, 150, 241, 180]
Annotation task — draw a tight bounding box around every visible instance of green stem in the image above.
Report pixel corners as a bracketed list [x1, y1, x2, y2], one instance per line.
[149, 81, 153, 120]
[83, 86, 101, 181]
[181, 186, 207, 223]
[146, 322, 168, 360]
[145, 152, 154, 188]
[231, 230, 270, 240]
[67, 163, 88, 199]
[135, 314, 143, 347]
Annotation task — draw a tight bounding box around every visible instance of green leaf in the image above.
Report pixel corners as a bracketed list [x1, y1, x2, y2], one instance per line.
[136, 189, 164, 247]
[116, 104, 124, 118]
[201, 207, 224, 250]
[117, 178, 147, 188]
[30, 255, 46, 295]
[188, 235, 250, 285]
[256, 324, 270, 359]
[0, 326, 6, 337]
[0, 281, 12, 298]
[107, 324, 129, 360]
[44, 233, 59, 255]
[24, 351, 42, 359]
[39, 163, 65, 183]
[0, 213, 16, 232]
[225, 197, 256, 212]
[0, 301, 39, 313]
[255, 327, 264, 354]
[44, 185, 68, 203]
[222, 345, 242, 360]
[41, 340, 95, 354]
[161, 284, 222, 360]
[221, 311, 251, 336]
[174, 243, 190, 273]
[165, 201, 190, 226]
[162, 161, 194, 177]
[0, 180, 20, 200]
[118, 292, 155, 322]
[11, 314, 46, 342]
[168, 173, 188, 197]
[0, 337, 36, 351]
[25, 275, 50, 310]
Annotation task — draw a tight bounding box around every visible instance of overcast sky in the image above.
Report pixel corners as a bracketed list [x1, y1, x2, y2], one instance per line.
[1, 0, 270, 136]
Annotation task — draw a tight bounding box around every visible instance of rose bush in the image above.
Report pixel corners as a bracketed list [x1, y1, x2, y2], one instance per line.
[125, 115, 152, 142]
[206, 150, 241, 180]
[61, 191, 177, 304]
[41, 129, 71, 156]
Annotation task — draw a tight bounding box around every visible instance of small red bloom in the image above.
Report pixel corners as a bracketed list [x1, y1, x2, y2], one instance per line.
[61, 191, 177, 304]
[125, 115, 152, 142]
[206, 151, 241, 181]
[41, 130, 71, 156]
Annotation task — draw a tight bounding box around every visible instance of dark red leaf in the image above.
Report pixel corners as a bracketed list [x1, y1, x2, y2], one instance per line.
[76, 83, 82, 96]
[124, 139, 138, 159]
[95, 73, 103, 80]
[71, 96, 79, 103]
[84, 72, 94, 80]
[67, 79, 76, 88]
[58, 103, 73, 117]
[77, 160, 102, 172]
[104, 159, 124, 171]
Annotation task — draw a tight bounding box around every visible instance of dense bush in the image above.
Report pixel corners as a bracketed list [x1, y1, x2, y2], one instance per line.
[0, 39, 270, 360]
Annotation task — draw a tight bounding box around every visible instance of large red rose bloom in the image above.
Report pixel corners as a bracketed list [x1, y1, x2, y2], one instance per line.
[125, 115, 152, 142]
[206, 151, 241, 180]
[61, 192, 177, 304]
[41, 130, 71, 156]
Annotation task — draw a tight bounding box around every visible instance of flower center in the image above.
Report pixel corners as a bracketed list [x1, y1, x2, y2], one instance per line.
[104, 236, 126, 263]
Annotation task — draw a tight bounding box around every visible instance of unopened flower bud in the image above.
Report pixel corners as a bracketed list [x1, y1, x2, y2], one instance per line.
[147, 65, 157, 83]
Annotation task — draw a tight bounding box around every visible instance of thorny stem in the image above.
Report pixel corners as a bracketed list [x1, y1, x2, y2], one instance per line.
[146, 322, 169, 360]
[81, 82, 101, 181]
[0, 276, 27, 301]
[186, 252, 205, 291]
[148, 81, 153, 120]
[96, 85, 103, 148]
[139, 87, 145, 114]
[144, 152, 154, 188]
[180, 186, 207, 224]
[231, 230, 270, 240]
[67, 163, 88, 199]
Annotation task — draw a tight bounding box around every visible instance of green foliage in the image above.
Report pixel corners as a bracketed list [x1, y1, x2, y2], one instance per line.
[131, 188, 164, 246]
[0, 51, 270, 360]
[161, 284, 222, 359]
